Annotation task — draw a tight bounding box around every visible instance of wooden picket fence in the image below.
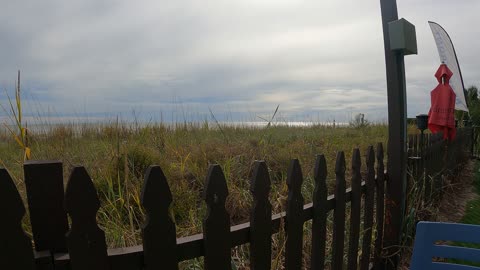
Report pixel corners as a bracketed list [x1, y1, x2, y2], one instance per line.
[0, 128, 475, 270]
[407, 127, 473, 202]
[1, 144, 387, 270]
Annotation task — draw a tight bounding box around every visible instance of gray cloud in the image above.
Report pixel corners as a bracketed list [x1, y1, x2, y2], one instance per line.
[0, 0, 479, 123]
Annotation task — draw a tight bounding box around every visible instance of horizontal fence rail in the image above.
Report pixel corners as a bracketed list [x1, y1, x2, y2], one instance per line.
[2, 144, 387, 270]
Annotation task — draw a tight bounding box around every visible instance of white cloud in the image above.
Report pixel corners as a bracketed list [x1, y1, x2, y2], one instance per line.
[0, 0, 478, 122]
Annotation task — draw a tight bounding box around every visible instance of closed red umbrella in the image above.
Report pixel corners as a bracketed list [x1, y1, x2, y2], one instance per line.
[428, 64, 456, 140]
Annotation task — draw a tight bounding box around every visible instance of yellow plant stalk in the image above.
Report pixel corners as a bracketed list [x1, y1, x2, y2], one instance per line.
[1, 70, 31, 160]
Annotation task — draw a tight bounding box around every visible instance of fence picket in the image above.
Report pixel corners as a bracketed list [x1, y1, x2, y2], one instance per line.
[332, 152, 346, 270]
[361, 146, 376, 270]
[374, 143, 385, 270]
[424, 135, 432, 201]
[141, 166, 178, 270]
[0, 168, 35, 270]
[250, 161, 272, 270]
[203, 165, 231, 270]
[285, 159, 305, 270]
[347, 149, 362, 270]
[65, 167, 109, 270]
[310, 155, 328, 270]
[413, 135, 418, 179]
[24, 161, 68, 252]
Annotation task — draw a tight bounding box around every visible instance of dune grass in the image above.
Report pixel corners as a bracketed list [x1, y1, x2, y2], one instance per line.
[0, 121, 391, 248]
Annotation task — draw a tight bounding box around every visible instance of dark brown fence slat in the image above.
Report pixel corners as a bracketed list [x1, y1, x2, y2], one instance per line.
[332, 152, 346, 270]
[65, 167, 109, 270]
[374, 143, 385, 270]
[424, 139, 432, 201]
[310, 155, 328, 270]
[203, 165, 231, 270]
[250, 161, 272, 270]
[24, 161, 68, 252]
[35, 250, 55, 270]
[141, 166, 178, 270]
[109, 250, 143, 270]
[285, 159, 305, 270]
[412, 135, 418, 180]
[413, 134, 418, 156]
[407, 134, 414, 158]
[347, 149, 362, 270]
[0, 168, 36, 270]
[361, 146, 376, 270]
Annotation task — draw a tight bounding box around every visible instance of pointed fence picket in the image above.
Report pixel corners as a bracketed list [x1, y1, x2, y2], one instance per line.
[285, 159, 304, 270]
[361, 146, 376, 270]
[0, 168, 35, 270]
[1, 128, 473, 270]
[141, 166, 178, 270]
[347, 149, 362, 270]
[310, 155, 328, 270]
[203, 165, 231, 270]
[374, 143, 386, 270]
[249, 161, 272, 270]
[332, 151, 347, 270]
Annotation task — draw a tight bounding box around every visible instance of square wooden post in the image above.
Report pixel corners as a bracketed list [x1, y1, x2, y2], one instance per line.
[379, 0, 409, 268]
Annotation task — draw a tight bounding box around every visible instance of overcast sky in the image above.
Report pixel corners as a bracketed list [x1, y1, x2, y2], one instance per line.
[1, 0, 479, 123]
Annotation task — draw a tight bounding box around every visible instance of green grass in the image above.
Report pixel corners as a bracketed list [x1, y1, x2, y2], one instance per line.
[447, 161, 480, 267]
[1, 122, 389, 246]
[461, 162, 480, 225]
[0, 120, 400, 269]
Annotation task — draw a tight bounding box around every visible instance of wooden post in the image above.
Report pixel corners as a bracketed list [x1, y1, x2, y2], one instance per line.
[379, 0, 408, 268]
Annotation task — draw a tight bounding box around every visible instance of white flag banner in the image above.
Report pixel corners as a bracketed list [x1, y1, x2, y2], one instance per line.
[429, 21, 468, 112]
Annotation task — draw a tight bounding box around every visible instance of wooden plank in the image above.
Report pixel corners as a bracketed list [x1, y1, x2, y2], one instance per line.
[347, 149, 362, 270]
[0, 168, 36, 270]
[361, 146, 376, 270]
[249, 161, 272, 270]
[285, 159, 305, 270]
[407, 134, 413, 156]
[310, 155, 328, 270]
[141, 165, 178, 270]
[418, 133, 426, 191]
[24, 161, 68, 252]
[35, 250, 55, 270]
[412, 135, 418, 180]
[332, 152, 346, 270]
[374, 143, 386, 270]
[407, 135, 414, 186]
[424, 140, 432, 201]
[54, 247, 144, 270]
[109, 248, 143, 270]
[65, 166, 109, 270]
[203, 165, 231, 270]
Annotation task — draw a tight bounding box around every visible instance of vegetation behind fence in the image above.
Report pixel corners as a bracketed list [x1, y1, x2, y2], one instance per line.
[0, 127, 475, 270]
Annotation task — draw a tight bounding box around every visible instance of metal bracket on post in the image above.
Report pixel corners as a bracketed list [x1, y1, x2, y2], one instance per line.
[379, 1, 417, 269]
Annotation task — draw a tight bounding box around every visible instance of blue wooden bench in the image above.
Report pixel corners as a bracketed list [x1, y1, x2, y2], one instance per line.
[411, 221, 480, 269]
